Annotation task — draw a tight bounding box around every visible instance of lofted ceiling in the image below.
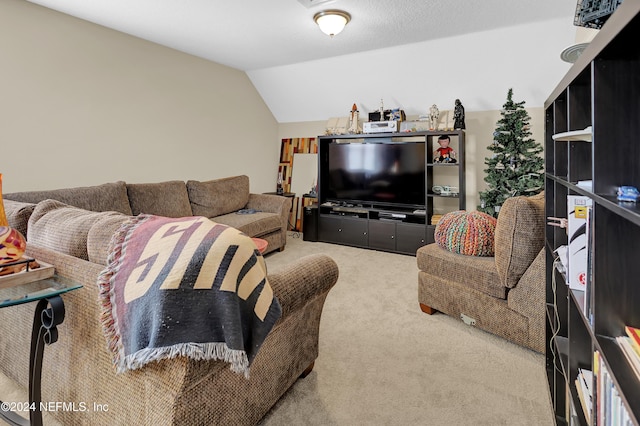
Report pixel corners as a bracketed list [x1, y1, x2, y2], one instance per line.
[27, 0, 577, 72]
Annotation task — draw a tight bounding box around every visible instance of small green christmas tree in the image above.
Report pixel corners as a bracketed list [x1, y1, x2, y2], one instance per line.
[478, 89, 544, 217]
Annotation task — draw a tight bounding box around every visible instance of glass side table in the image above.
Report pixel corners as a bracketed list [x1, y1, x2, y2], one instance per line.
[0, 275, 82, 426]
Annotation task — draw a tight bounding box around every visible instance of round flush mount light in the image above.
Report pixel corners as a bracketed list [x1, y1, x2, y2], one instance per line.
[314, 10, 351, 37]
[560, 42, 590, 63]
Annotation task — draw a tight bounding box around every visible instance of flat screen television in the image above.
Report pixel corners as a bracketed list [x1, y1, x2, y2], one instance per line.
[322, 142, 426, 208]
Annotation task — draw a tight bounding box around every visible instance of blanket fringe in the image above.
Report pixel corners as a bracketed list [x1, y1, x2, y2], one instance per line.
[97, 215, 153, 373]
[121, 343, 251, 378]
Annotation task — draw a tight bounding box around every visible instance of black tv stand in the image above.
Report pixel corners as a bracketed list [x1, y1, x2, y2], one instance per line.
[318, 203, 428, 254]
[316, 131, 466, 255]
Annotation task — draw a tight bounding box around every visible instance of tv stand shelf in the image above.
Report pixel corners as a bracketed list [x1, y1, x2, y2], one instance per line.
[317, 130, 465, 255]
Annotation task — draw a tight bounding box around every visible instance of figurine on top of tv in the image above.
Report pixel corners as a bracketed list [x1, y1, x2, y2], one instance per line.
[348, 103, 360, 134]
[429, 104, 440, 130]
[453, 99, 466, 129]
[434, 135, 457, 163]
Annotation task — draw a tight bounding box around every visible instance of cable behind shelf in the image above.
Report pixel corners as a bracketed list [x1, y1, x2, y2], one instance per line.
[550, 255, 567, 383]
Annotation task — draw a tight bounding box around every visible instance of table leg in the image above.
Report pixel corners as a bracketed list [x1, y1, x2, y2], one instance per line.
[29, 296, 65, 426]
[0, 296, 64, 426]
[0, 407, 29, 426]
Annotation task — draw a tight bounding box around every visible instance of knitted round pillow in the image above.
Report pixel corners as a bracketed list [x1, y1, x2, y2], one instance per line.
[434, 210, 497, 256]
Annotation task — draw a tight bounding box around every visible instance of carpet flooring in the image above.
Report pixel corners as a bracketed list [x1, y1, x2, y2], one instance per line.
[259, 232, 554, 426]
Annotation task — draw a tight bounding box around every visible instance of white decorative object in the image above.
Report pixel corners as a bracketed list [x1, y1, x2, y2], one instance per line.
[552, 126, 593, 142]
[325, 117, 349, 135]
[429, 104, 439, 130]
[348, 103, 360, 134]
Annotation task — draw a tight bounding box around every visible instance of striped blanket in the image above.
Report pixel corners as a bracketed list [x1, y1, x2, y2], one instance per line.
[98, 215, 281, 377]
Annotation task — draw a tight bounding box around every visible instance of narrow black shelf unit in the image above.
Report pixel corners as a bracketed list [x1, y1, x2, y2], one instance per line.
[544, 1, 640, 424]
[317, 130, 465, 255]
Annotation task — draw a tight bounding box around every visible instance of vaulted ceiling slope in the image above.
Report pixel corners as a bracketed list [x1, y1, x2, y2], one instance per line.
[27, 0, 579, 122]
[27, 0, 576, 71]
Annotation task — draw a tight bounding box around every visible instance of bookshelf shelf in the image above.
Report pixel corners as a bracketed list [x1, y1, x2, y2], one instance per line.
[544, 1, 640, 424]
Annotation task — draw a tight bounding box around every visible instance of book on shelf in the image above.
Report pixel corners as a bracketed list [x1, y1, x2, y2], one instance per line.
[617, 335, 640, 381]
[584, 206, 593, 323]
[625, 326, 640, 356]
[594, 350, 634, 425]
[575, 368, 593, 425]
[567, 196, 592, 295]
[594, 351, 601, 426]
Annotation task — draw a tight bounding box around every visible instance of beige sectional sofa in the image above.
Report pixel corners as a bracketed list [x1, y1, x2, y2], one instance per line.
[417, 193, 545, 353]
[0, 177, 339, 425]
[5, 175, 289, 254]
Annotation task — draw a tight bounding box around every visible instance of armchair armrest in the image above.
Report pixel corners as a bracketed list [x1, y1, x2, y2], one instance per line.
[268, 254, 339, 318]
[507, 248, 546, 353]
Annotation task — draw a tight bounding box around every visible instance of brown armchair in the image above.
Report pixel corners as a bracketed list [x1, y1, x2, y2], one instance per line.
[417, 193, 545, 352]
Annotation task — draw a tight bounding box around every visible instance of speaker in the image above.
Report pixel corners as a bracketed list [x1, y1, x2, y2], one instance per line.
[303, 204, 318, 242]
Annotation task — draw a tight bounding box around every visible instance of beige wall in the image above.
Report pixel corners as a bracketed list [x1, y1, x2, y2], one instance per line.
[1, 0, 279, 194]
[278, 107, 544, 211]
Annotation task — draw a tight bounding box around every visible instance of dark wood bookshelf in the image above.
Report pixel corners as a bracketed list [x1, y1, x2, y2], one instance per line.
[544, 1, 640, 424]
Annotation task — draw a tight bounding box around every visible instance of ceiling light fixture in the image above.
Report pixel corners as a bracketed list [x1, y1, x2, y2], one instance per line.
[314, 10, 351, 37]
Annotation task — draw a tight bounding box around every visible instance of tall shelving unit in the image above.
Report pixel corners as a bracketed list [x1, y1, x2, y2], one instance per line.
[544, 1, 640, 424]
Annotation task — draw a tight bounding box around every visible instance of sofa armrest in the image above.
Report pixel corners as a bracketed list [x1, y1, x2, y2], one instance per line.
[268, 254, 339, 318]
[246, 193, 291, 214]
[246, 193, 292, 235]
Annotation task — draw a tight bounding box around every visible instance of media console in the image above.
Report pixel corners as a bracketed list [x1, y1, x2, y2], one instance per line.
[318, 202, 428, 255]
[317, 131, 465, 255]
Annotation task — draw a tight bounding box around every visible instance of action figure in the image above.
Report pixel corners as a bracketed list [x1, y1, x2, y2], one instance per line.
[429, 104, 439, 130]
[434, 135, 457, 163]
[453, 99, 466, 129]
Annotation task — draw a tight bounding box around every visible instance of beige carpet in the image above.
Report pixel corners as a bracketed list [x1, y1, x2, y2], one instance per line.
[259, 232, 554, 426]
[0, 232, 554, 426]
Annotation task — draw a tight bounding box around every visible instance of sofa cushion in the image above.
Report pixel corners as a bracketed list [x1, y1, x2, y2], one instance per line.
[186, 175, 250, 218]
[212, 211, 281, 238]
[434, 210, 497, 256]
[4, 181, 132, 215]
[87, 214, 133, 266]
[28, 199, 127, 261]
[494, 194, 545, 289]
[3, 199, 36, 238]
[126, 181, 192, 217]
[417, 244, 506, 299]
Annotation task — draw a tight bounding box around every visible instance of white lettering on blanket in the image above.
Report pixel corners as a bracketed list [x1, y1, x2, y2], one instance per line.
[122, 216, 273, 321]
[124, 217, 211, 303]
